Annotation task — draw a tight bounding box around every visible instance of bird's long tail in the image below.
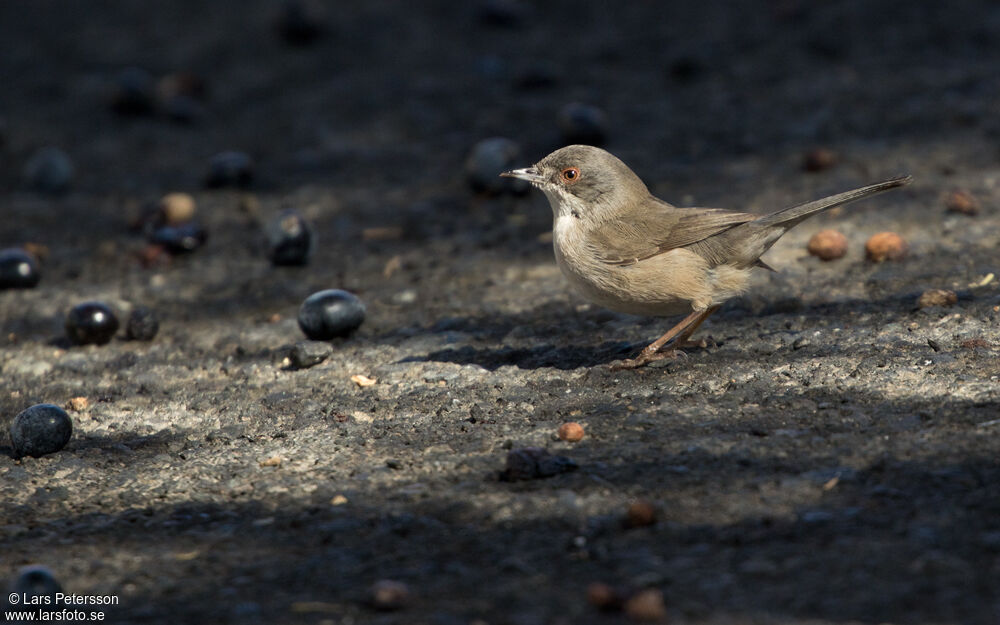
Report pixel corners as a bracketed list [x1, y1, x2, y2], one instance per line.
[752, 175, 912, 230]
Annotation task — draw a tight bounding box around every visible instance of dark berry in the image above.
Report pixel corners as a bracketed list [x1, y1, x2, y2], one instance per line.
[65, 301, 119, 345]
[23, 147, 74, 193]
[110, 67, 155, 115]
[204, 151, 254, 188]
[465, 137, 529, 195]
[10, 404, 73, 457]
[126, 306, 159, 341]
[297, 289, 365, 340]
[275, 0, 327, 45]
[266, 210, 314, 266]
[150, 221, 207, 254]
[0, 248, 41, 289]
[557, 102, 608, 147]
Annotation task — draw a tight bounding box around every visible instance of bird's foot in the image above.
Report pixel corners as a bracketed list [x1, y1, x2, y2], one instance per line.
[609, 348, 684, 370]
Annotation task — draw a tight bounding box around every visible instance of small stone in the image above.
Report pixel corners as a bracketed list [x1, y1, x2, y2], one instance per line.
[266, 210, 314, 266]
[24, 147, 74, 193]
[802, 148, 837, 172]
[204, 151, 254, 188]
[150, 221, 208, 254]
[350, 374, 377, 387]
[465, 137, 529, 195]
[586, 583, 623, 611]
[502, 447, 577, 481]
[371, 580, 410, 611]
[557, 422, 585, 442]
[12, 565, 62, 602]
[110, 67, 156, 115]
[806, 229, 848, 261]
[159, 192, 197, 224]
[623, 589, 667, 622]
[917, 288, 957, 309]
[557, 102, 608, 147]
[66, 397, 89, 412]
[289, 340, 332, 369]
[126, 306, 160, 341]
[624, 500, 657, 528]
[297, 289, 366, 340]
[865, 231, 908, 262]
[259, 455, 282, 467]
[65, 301, 119, 345]
[944, 189, 979, 216]
[0, 248, 41, 289]
[10, 404, 73, 457]
[275, 0, 327, 45]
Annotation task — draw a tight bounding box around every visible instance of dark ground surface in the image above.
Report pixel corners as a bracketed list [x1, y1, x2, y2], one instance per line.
[2, 1, 1000, 623]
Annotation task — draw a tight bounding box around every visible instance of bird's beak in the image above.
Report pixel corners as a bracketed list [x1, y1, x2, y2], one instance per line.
[500, 167, 544, 184]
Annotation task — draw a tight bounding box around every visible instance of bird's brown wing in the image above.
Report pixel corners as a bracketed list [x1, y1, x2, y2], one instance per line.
[592, 198, 757, 266]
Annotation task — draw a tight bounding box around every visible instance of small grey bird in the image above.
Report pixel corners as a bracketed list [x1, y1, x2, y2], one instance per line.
[502, 145, 911, 368]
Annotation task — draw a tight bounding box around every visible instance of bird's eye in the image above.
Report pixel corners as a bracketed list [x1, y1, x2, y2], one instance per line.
[561, 167, 580, 183]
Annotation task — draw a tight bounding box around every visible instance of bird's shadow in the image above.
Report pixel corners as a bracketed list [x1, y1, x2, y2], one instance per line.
[400, 341, 640, 370]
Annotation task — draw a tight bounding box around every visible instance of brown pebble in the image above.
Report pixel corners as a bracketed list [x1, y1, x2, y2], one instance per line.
[66, 397, 89, 412]
[624, 499, 657, 528]
[557, 421, 585, 442]
[21, 242, 49, 261]
[623, 589, 667, 622]
[944, 189, 979, 216]
[159, 192, 196, 224]
[865, 232, 908, 262]
[960, 338, 989, 349]
[371, 580, 410, 610]
[586, 582, 622, 611]
[802, 148, 837, 172]
[917, 288, 957, 309]
[806, 229, 848, 261]
[259, 455, 282, 467]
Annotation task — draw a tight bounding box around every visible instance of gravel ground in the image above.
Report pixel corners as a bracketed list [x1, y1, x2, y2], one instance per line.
[2, 1, 999, 624]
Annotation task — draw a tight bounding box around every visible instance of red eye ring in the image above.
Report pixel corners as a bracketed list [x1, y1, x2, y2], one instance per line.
[561, 167, 580, 183]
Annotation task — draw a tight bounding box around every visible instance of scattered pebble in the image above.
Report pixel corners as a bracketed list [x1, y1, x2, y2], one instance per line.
[623, 588, 667, 622]
[66, 397, 89, 412]
[350, 374, 377, 387]
[126, 306, 160, 341]
[204, 151, 254, 188]
[917, 288, 957, 309]
[275, 0, 327, 44]
[802, 147, 837, 172]
[297, 289, 366, 340]
[502, 447, 578, 481]
[150, 221, 208, 254]
[586, 582, 623, 611]
[110, 67, 156, 115]
[0, 248, 41, 289]
[10, 404, 73, 457]
[289, 340, 333, 369]
[65, 301, 119, 345]
[557, 102, 608, 146]
[624, 499, 657, 528]
[266, 210, 314, 266]
[259, 455, 283, 467]
[371, 580, 410, 611]
[865, 231, 908, 262]
[944, 189, 979, 216]
[24, 147, 74, 193]
[11, 565, 62, 601]
[159, 192, 197, 225]
[465, 137, 529, 195]
[557, 421, 585, 442]
[806, 229, 848, 261]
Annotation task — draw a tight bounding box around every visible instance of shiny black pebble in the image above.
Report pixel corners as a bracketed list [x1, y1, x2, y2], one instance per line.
[297, 289, 365, 340]
[10, 404, 73, 457]
[0, 248, 41, 289]
[65, 301, 119, 345]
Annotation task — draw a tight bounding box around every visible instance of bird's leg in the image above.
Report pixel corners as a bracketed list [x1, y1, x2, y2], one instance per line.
[611, 307, 715, 370]
[672, 305, 720, 349]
